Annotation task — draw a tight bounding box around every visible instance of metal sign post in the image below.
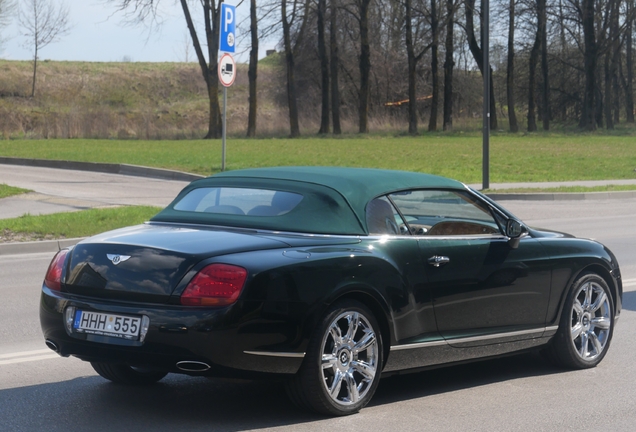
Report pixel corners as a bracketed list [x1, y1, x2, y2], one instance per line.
[218, 53, 237, 172]
[482, 0, 490, 190]
[218, 3, 236, 172]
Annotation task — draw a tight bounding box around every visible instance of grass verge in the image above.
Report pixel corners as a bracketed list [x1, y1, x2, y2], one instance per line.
[0, 206, 162, 242]
[2, 134, 636, 184]
[0, 184, 31, 199]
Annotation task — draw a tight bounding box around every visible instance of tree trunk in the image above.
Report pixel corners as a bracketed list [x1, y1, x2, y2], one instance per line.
[318, 0, 330, 134]
[428, 0, 439, 132]
[610, 0, 620, 126]
[604, 53, 613, 129]
[180, 0, 221, 139]
[246, 0, 258, 137]
[579, 0, 597, 130]
[527, 9, 540, 132]
[282, 0, 301, 137]
[358, 0, 372, 134]
[506, 0, 517, 132]
[330, 0, 342, 134]
[405, 0, 418, 134]
[31, 46, 37, 98]
[625, 0, 635, 123]
[465, 0, 497, 129]
[443, 0, 454, 131]
[538, 0, 549, 130]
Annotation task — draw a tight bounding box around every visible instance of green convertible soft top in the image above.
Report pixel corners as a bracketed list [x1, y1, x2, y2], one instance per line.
[151, 167, 465, 235]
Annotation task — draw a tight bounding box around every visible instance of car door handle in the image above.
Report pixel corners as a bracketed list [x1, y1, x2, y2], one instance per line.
[428, 255, 450, 267]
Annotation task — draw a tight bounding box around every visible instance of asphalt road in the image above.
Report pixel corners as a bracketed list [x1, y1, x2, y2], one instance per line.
[0, 164, 188, 219]
[1, 192, 636, 430]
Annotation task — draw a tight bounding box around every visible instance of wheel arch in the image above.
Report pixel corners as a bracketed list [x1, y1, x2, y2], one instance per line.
[309, 285, 393, 371]
[553, 263, 620, 325]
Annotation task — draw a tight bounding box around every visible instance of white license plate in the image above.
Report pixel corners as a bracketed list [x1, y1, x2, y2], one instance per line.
[73, 310, 141, 340]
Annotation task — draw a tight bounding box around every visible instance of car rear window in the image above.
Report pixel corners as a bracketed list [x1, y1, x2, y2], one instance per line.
[173, 187, 304, 216]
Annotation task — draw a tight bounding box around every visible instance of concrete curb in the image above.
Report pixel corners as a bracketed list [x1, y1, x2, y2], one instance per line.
[0, 238, 84, 256]
[0, 157, 204, 182]
[486, 190, 636, 201]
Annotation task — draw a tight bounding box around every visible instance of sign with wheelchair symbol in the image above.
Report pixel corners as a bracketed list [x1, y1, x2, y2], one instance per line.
[218, 53, 236, 87]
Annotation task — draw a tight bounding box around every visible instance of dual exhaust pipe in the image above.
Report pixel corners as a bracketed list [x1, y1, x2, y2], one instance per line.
[46, 339, 211, 372]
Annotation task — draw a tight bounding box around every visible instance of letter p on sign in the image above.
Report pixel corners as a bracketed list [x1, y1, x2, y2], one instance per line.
[219, 3, 236, 54]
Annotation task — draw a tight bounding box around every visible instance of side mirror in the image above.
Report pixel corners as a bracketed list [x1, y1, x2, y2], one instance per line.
[506, 220, 523, 238]
[506, 220, 524, 249]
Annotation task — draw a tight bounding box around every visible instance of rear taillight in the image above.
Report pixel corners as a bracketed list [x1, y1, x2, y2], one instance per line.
[181, 264, 248, 306]
[44, 249, 70, 291]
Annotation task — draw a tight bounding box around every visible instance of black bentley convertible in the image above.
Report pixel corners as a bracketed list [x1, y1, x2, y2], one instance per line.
[40, 167, 622, 416]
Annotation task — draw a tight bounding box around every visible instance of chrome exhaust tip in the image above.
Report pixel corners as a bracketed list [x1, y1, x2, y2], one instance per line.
[175, 361, 211, 372]
[45, 339, 59, 353]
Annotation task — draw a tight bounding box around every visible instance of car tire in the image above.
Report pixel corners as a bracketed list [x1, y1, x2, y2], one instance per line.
[286, 300, 383, 416]
[546, 272, 615, 369]
[91, 362, 168, 385]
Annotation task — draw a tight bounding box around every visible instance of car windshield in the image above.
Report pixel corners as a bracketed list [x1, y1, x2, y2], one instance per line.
[173, 187, 304, 216]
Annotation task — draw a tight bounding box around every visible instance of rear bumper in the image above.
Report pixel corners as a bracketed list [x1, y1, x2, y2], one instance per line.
[40, 287, 305, 378]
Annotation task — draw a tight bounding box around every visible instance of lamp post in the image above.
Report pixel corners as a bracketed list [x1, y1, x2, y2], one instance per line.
[482, 0, 490, 190]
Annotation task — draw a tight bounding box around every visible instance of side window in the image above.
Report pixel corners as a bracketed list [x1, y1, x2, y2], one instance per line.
[388, 190, 501, 236]
[366, 196, 406, 235]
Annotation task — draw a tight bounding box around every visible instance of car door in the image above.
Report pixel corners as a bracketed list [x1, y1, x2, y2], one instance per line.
[388, 189, 553, 347]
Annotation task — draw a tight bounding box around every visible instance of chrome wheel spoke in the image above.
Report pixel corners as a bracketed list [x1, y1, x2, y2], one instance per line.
[572, 300, 584, 316]
[329, 322, 343, 347]
[352, 360, 375, 381]
[582, 283, 593, 308]
[344, 313, 360, 344]
[571, 322, 584, 340]
[591, 316, 611, 331]
[590, 291, 607, 313]
[329, 370, 344, 398]
[344, 372, 360, 403]
[578, 331, 589, 357]
[353, 331, 376, 353]
[322, 353, 337, 371]
[589, 332, 603, 356]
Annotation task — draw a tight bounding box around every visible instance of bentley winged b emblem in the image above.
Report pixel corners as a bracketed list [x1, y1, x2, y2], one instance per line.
[106, 254, 131, 265]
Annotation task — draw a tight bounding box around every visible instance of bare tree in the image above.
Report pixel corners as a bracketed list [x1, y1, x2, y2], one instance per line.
[107, 0, 223, 139]
[0, 0, 15, 51]
[624, 0, 635, 123]
[317, 0, 330, 134]
[428, 0, 440, 132]
[464, 0, 497, 129]
[247, 0, 258, 137]
[443, 0, 456, 131]
[330, 0, 342, 134]
[405, 0, 427, 134]
[19, 0, 70, 97]
[281, 0, 310, 137]
[505, 0, 518, 132]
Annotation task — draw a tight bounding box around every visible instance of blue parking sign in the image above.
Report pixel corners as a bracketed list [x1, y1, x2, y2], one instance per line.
[219, 3, 236, 54]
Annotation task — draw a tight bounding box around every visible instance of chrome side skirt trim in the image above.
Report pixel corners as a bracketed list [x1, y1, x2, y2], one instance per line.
[390, 340, 447, 351]
[244, 350, 306, 358]
[390, 327, 553, 351]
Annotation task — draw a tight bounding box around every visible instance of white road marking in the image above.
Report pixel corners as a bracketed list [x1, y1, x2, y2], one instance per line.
[622, 278, 636, 288]
[0, 349, 60, 365]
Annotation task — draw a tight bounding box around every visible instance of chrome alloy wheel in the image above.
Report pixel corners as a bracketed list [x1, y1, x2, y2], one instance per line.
[320, 311, 379, 406]
[570, 280, 612, 362]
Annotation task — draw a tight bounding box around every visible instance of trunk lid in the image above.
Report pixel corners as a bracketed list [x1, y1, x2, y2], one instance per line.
[63, 223, 292, 303]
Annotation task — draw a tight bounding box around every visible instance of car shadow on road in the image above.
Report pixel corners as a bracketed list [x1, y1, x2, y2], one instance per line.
[370, 352, 562, 408]
[620, 290, 636, 311]
[0, 353, 565, 430]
